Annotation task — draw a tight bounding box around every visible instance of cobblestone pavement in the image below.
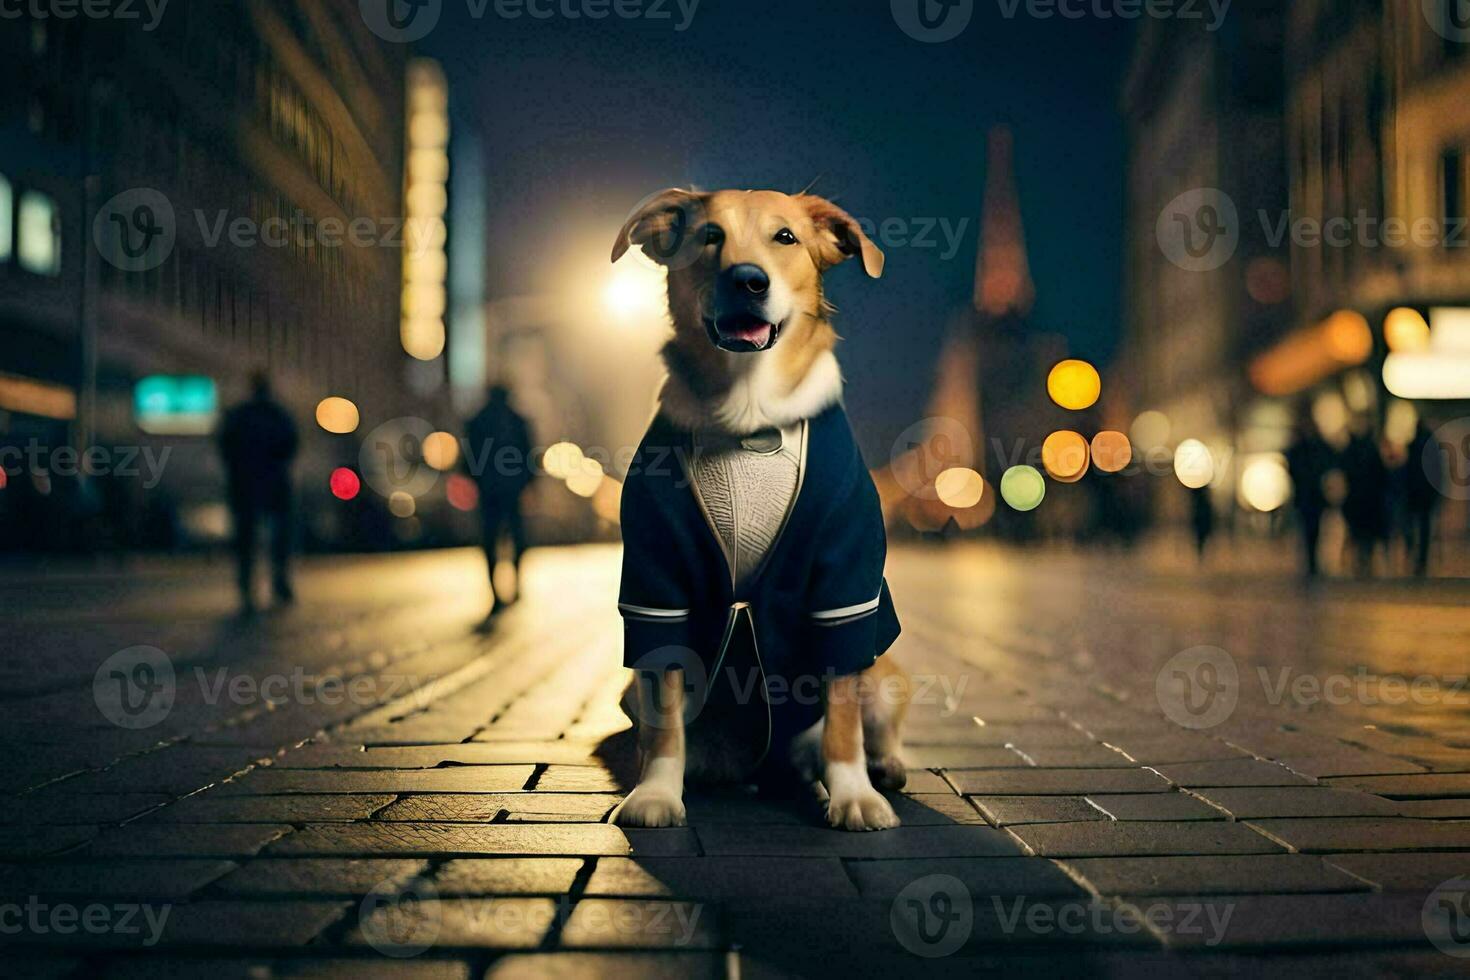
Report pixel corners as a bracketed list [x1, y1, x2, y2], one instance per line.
[3, 544, 1470, 977]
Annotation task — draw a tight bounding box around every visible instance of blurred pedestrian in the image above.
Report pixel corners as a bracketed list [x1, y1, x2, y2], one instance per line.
[1404, 422, 1441, 577]
[1189, 486, 1215, 563]
[219, 372, 298, 613]
[1285, 417, 1334, 578]
[466, 385, 533, 616]
[1340, 419, 1388, 578]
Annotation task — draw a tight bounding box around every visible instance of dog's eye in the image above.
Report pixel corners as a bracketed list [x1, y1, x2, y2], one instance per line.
[773, 228, 798, 246]
[703, 225, 724, 246]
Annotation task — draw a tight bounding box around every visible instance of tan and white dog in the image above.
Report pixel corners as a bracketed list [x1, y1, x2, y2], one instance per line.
[608, 188, 910, 832]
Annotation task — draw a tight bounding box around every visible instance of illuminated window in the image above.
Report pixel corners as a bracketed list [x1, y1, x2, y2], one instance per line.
[17, 190, 60, 276]
[0, 175, 11, 263]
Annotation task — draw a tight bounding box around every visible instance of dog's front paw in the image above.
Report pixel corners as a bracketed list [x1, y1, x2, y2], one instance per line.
[611, 786, 687, 828]
[827, 789, 900, 832]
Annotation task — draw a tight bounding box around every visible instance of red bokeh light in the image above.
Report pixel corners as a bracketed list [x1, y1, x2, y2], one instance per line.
[446, 473, 478, 512]
[330, 467, 361, 501]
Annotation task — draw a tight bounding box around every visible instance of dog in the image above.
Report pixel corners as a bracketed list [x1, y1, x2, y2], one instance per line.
[608, 188, 909, 832]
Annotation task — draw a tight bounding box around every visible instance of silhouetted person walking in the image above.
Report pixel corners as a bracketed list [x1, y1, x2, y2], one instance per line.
[219, 373, 298, 613]
[1405, 422, 1441, 577]
[1340, 422, 1388, 578]
[466, 386, 533, 615]
[1189, 486, 1215, 563]
[1285, 419, 1334, 578]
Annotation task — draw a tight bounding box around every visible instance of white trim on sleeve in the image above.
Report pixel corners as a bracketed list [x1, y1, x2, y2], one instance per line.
[810, 594, 881, 622]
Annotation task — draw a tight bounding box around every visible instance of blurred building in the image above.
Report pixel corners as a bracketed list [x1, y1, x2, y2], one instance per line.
[0, 5, 457, 552]
[1121, 0, 1293, 526]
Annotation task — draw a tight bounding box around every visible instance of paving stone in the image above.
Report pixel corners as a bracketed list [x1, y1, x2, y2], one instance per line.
[1324, 773, 1470, 797]
[0, 825, 98, 859]
[903, 746, 1034, 768]
[282, 742, 601, 768]
[40, 749, 281, 796]
[1189, 787, 1401, 819]
[214, 858, 428, 897]
[697, 824, 1022, 858]
[1099, 737, 1251, 765]
[378, 793, 617, 823]
[1086, 794, 1224, 822]
[1272, 754, 1428, 778]
[435, 858, 585, 896]
[82, 824, 290, 858]
[347, 897, 557, 949]
[1246, 817, 1470, 853]
[682, 794, 811, 826]
[585, 856, 856, 899]
[961, 724, 1098, 748]
[947, 768, 1171, 796]
[559, 899, 719, 949]
[0, 859, 236, 900]
[0, 794, 169, 825]
[8, 900, 347, 949]
[1322, 852, 1470, 890]
[1131, 893, 1432, 949]
[532, 766, 622, 792]
[267, 823, 631, 857]
[1060, 855, 1368, 897]
[1011, 744, 1136, 768]
[216, 766, 536, 795]
[1008, 821, 1283, 858]
[146, 794, 395, 823]
[1395, 798, 1470, 818]
[100, 958, 474, 979]
[486, 952, 723, 979]
[1150, 760, 1314, 788]
[970, 796, 1105, 826]
[623, 828, 702, 857]
[899, 770, 954, 793]
[843, 856, 1085, 899]
[893, 794, 987, 825]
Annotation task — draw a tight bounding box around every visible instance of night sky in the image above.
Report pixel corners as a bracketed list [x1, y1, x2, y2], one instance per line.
[423, 1, 1133, 451]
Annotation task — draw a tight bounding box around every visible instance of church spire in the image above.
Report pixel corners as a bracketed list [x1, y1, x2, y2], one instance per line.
[974, 126, 1035, 318]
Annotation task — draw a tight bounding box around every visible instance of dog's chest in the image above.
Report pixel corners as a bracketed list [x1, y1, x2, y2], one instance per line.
[690, 422, 804, 592]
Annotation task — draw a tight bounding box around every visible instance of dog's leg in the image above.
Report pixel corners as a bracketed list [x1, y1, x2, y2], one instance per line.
[862, 658, 910, 791]
[612, 668, 687, 828]
[822, 671, 900, 831]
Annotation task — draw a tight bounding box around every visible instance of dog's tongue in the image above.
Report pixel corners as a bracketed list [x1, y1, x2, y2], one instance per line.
[727, 322, 773, 349]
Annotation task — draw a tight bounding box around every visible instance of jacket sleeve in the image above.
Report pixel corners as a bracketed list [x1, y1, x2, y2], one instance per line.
[806, 468, 892, 676]
[618, 468, 694, 671]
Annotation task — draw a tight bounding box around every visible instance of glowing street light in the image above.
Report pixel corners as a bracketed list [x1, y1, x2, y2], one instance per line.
[1047, 359, 1101, 411]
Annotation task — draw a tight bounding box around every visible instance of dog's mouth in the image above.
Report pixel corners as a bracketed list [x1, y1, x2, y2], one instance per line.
[705, 314, 782, 353]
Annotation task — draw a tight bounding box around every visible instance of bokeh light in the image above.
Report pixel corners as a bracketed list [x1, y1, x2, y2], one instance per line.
[329, 467, 360, 501]
[566, 457, 605, 498]
[543, 442, 584, 480]
[446, 473, 478, 511]
[1130, 410, 1171, 451]
[1047, 359, 1101, 411]
[1384, 308, 1430, 353]
[315, 397, 359, 434]
[388, 491, 416, 518]
[1090, 430, 1132, 473]
[1041, 430, 1090, 483]
[1174, 439, 1216, 489]
[1000, 465, 1046, 512]
[423, 431, 460, 471]
[1239, 454, 1291, 512]
[934, 467, 985, 509]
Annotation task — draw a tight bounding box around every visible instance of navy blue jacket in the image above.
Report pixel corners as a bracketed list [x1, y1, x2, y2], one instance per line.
[618, 403, 900, 752]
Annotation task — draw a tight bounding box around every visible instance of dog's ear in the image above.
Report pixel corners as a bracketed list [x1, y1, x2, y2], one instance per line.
[612, 188, 706, 266]
[796, 195, 884, 279]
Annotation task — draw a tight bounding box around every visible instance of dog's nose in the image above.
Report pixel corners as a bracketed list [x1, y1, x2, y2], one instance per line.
[728, 264, 770, 296]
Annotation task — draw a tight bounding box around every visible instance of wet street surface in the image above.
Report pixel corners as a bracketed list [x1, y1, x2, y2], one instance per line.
[3, 544, 1470, 977]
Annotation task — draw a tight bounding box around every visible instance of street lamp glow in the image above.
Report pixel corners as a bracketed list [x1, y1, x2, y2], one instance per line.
[934, 467, 984, 508]
[388, 491, 416, 518]
[1174, 439, 1215, 489]
[1000, 465, 1046, 512]
[543, 442, 584, 479]
[566, 457, 605, 498]
[1091, 430, 1132, 473]
[604, 258, 667, 321]
[1130, 410, 1171, 451]
[1047, 359, 1101, 411]
[1239, 454, 1291, 512]
[1041, 430, 1090, 483]
[423, 431, 460, 471]
[315, 397, 360, 434]
[1384, 308, 1430, 352]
